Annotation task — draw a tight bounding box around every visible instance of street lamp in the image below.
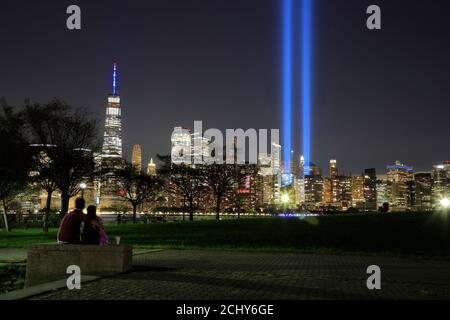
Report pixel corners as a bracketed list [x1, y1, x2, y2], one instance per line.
[80, 182, 87, 199]
[281, 194, 290, 204]
[440, 198, 450, 209]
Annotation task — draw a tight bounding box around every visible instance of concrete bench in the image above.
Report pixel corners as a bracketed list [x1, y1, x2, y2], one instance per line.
[25, 244, 133, 287]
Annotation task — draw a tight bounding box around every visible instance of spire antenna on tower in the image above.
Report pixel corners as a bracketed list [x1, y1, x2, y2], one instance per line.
[112, 63, 118, 95]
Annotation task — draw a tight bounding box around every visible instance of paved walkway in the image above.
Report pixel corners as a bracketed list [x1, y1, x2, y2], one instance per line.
[32, 250, 450, 300]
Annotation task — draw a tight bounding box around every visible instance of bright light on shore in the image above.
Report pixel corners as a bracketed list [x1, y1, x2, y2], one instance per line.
[440, 198, 450, 208]
[281, 194, 290, 204]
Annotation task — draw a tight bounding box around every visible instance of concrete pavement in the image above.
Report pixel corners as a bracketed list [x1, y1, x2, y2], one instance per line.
[29, 250, 450, 300]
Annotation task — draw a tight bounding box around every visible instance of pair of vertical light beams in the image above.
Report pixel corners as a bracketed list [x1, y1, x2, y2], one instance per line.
[283, 0, 311, 177]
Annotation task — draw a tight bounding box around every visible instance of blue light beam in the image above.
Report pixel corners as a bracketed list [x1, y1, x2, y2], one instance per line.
[301, 0, 312, 176]
[283, 0, 293, 176]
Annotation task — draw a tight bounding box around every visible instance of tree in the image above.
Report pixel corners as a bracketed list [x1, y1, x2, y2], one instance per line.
[204, 163, 236, 221]
[29, 149, 58, 232]
[0, 102, 32, 231]
[115, 163, 163, 224]
[24, 101, 100, 216]
[170, 164, 207, 221]
[229, 164, 255, 219]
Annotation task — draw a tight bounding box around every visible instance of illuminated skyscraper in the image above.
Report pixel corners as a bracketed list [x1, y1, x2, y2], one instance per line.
[100, 63, 125, 210]
[329, 160, 338, 178]
[132, 144, 142, 173]
[304, 174, 323, 210]
[191, 131, 210, 166]
[299, 155, 305, 175]
[323, 178, 332, 204]
[271, 143, 282, 202]
[376, 179, 389, 209]
[351, 175, 365, 209]
[147, 158, 157, 176]
[387, 161, 414, 211]
[102, 63, 122, 162]
[257, 153, 274, 206]
[171, 127, 193, 165]
[432, 162, 450, 207]
[363, 168, 377, 211]
[258, 153, 272, 177]
[322, 159, 352, 211]
[414, 172, 432, 211]
[298, 155, 305, 204]
[171, 127, 211, 166]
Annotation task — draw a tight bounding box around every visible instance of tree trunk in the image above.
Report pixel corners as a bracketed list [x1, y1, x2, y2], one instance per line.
[2, 200, 10, 232]
[215, 195, 221, 221]
[60, 190, 70, 217]
[132, 204, 137, 224]
[43, 190, 52, 232]
[182, 197, 186, 221]
[189, 202, 194, 222]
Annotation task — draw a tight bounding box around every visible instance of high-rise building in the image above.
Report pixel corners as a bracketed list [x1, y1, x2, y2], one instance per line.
[339, 175, 353, 210]
[414, 172, 432, 211]
[293, 178, 303, 205]
[271, 143, 282, 202]
[329, 159, 338, 178]
[171, 127, 192, 165]
[432, 162, 450, 207]
[171, 127, 211, 166]
[132, 144, 142, 173]
[147, 158, 157, 176]
[299, 155, 305, 175]
[192, 131, 210, 166]
[258, 154, 278, 206]
[323, 177, 332, 205]
[99, 63, 125, 210]
[258, 174, 275, 206]
[376, 179, 389, 210]
[298, 155, 305, 204]
[225, 164, 259, 212]
[304, 174, 323, 210]
[363, 168, 377, 211]
[433, 165, 447, 199]
[351, 175, 365, 209]
[322, 159, 351, 211]
[102, 63, 123, 162]
[258, 153, 272, 177]
[387, 161, 414, 211]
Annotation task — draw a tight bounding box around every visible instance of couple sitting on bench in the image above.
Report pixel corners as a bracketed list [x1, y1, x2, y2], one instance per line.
[57, 198, 109, 245]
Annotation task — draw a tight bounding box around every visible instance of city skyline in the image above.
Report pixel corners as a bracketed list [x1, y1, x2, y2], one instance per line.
[1, 0, 450, 174]
[2, 0, 450, 306]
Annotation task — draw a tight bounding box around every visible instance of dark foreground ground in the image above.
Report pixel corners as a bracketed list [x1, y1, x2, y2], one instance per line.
[31, 250, 450, 300]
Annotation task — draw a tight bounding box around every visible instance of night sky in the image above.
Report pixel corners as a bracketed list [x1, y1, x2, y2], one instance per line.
[1, 0, 449, 175]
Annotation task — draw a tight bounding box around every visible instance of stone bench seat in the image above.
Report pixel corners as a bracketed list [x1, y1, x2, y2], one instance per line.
[25, 244, 133, 287]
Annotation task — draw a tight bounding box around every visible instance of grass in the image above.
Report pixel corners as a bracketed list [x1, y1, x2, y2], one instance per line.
[0, 212, 449, 258]
[0, 264, 26, 294]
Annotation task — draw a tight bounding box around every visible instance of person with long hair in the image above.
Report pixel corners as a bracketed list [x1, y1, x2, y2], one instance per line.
[81, 205, 108, 245]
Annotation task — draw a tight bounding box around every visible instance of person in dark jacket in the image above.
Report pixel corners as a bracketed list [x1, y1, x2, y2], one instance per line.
[57, 198, 86, 244]
[81, 205, 103, 245]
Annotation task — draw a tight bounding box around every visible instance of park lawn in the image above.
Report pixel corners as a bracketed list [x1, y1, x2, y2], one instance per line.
[0, 213, 449, 257]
